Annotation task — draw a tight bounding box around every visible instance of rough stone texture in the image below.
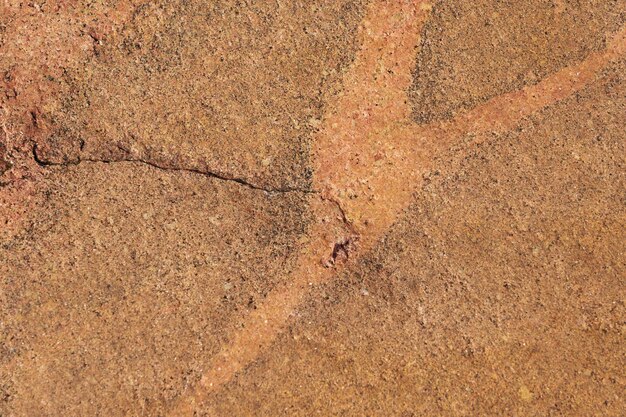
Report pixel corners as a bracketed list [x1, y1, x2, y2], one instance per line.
[409, 0, 625, 123]
[209, 58, 626, 416]
[42, 0, 366, 190]
[1, 1, 625, 416]
[1, 163, 309, 415]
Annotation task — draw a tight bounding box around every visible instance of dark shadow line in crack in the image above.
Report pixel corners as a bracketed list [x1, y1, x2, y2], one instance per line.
[31, 143, 316, 195]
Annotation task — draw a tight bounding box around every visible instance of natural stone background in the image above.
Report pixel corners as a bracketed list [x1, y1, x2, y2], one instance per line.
[1, 1, 624, 416]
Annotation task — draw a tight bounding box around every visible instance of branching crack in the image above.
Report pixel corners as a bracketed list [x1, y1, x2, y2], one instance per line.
[32, 144, 315, 195]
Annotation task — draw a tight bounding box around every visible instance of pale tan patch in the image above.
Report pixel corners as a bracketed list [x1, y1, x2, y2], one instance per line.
[519, 385, 533, 402]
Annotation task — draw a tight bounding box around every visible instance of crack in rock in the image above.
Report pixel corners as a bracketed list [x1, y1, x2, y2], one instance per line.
[31, 144, 314, 195]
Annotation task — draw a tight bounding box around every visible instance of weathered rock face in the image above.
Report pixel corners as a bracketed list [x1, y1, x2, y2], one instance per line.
[0, 162, 310, 415]
[209, 57, 626, 416]
[42, 0, 367, 191]
[410, 0, 625, 123]
[1, 1, 625, 416]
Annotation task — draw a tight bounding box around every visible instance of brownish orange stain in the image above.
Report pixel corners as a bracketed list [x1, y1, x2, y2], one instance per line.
[166, 0, 626, 412]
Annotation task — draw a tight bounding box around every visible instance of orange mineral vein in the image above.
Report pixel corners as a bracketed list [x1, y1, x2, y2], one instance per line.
[167, 0, 626, 412]
[167, 1, 432, 414]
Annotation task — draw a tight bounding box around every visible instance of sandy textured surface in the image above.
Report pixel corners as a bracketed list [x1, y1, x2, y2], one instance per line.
[1, 1, 625, 416]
